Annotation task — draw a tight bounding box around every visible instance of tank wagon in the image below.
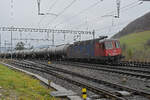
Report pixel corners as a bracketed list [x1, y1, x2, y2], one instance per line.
[0, 36, 123, 62]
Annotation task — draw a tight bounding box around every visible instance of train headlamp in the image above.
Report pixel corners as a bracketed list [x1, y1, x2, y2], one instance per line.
[108, 53, 111, 56]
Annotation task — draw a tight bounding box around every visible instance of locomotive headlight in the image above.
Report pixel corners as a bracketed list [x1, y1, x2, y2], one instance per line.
[108, 53, 111, 56]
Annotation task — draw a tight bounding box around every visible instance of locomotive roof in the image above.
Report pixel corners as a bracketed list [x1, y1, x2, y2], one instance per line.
[74, 38, 101, 44]
[74, 38, 119, 45]
[100, 39, 119, 42]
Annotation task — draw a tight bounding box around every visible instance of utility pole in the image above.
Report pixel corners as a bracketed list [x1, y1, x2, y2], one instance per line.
[4, 40, 7, 53]
[116, 0, 120, 18]
[37, 0, 42, 15]
[63, 32, 66, 44]
[79, 33, 81, 41]
[11, 26, 13, 59]
[52, 32, 54, 46]
[92, 30, 95, 39]
[0, 33, 1, 54]
[47, 32, 51, 47]
[4, 40, 6, 58]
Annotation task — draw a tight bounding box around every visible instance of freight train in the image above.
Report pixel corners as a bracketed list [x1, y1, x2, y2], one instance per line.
[0, 36, 123, 63]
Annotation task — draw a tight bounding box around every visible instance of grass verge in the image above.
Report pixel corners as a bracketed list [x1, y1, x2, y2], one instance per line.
[119, 30, 150, 61]
[0, 64, 60, 100]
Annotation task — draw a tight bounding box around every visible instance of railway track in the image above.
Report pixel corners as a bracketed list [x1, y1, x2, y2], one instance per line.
[50, 61, 150, 80]
[8, 59, 126, 100]
[7, 59, 150, 100]
[57, 61, 150, 74]
[51, 60, 150, 68]
[117, 61, 150, 68]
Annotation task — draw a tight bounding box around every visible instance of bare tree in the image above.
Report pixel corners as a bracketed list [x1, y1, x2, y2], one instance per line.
[15, 42, 25, 50]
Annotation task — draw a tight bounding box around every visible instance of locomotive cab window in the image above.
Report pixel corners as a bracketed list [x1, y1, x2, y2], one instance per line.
[105, 42, 113, 49]
[115, 41, 120, 48]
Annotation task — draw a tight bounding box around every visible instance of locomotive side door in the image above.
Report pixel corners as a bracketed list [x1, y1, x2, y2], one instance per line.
[95, 42, 105, 57]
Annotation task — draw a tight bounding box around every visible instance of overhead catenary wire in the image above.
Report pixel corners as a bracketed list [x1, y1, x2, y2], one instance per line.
[37, 0, 59, 27]
[103, 0, 139, 17]
[52, 0, 102, 28]
[95, 18, 134, 31]
[95, 7, 148, 37]
[47, 0, 58, 11]
[67, 0, 143, 38]
[39, 0, 141, 30]
[46, 0, 77, 28]
[77, 0, 140, 27]
[69, 0, 142, 30]
[52, 0, 140, 30]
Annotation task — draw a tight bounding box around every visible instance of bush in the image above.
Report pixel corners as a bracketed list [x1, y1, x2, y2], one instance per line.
[146, 39, 150, 46]
[127, 49, 133, 59]
[121, 43, 127, 51]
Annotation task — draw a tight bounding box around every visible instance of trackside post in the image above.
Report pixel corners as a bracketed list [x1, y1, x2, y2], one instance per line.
[82, 88, 87, 100]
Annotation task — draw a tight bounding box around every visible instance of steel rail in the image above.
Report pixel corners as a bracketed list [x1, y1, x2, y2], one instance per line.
[53, 61, 150, 80]
[11, 60, 150, 99]
[9, 60, 126, 100]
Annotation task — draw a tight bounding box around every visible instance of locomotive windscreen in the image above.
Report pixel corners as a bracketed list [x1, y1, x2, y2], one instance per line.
[104, 42, 113, 49]
[115, 41, 120, 48]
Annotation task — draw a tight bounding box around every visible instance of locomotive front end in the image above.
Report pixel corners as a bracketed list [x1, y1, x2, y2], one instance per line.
[104, 40, 123, 62]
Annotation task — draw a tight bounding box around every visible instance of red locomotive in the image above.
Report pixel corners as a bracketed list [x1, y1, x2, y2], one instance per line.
[67, 36, 123, 62]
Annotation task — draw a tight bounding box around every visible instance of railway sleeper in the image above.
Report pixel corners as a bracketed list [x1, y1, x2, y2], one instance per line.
[10, 60, 150, 99]
[114, 91, 131, 97]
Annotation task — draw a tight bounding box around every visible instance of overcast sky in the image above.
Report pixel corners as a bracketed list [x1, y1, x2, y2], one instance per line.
[0, 0, 150, 48]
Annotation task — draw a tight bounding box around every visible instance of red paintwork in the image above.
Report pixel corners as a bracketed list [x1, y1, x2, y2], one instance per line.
[94, 40, 122, 57]
[95, 42, 105, 56]
[104, 40, 122, 57]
